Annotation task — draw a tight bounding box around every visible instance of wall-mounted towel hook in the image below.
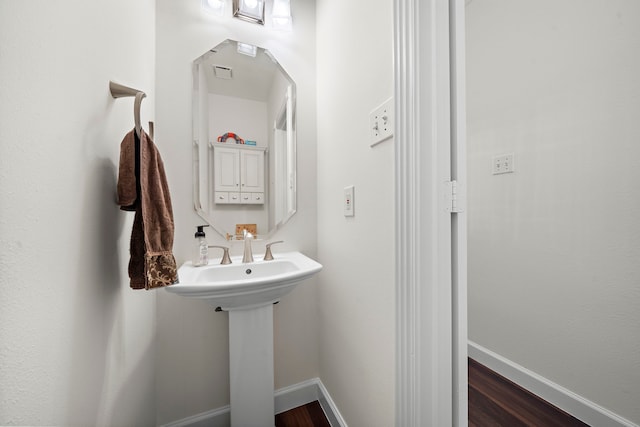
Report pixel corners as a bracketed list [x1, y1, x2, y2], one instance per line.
[134, 92, 145, 138]
[109, 81, 144, 98]
[110, 81, 147, 138]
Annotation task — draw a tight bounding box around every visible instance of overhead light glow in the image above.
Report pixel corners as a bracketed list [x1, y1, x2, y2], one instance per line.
[272, 0, 292, 30]
[237, 42, 258, 57]
[203, 0, 291, 29]
[244, 0, 258, 8]
[202, 0, 225, 16]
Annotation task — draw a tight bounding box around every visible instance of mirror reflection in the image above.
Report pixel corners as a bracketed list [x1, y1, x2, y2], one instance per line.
[192, 39, 296, 239]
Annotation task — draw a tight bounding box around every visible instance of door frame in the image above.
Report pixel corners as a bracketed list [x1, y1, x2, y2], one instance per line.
[394, 0, 467, 425]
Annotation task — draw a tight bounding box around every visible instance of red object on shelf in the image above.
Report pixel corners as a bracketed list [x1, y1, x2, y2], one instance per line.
[217, 132, 245, 144]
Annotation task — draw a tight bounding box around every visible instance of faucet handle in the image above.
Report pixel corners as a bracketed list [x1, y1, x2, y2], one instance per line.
[263, 241, 284, 261]
[208, 245, 232, 264]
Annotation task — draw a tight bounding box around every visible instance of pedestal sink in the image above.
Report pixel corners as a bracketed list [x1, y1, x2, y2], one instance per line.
[165, 251, 322, 427]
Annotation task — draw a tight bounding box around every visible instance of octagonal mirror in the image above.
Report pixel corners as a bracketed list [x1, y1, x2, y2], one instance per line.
[192, 39, 296, 239]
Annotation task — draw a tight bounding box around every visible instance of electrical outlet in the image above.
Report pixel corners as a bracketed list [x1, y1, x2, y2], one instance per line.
[492, 153, 515, 175]
[344, 185, 355, 217]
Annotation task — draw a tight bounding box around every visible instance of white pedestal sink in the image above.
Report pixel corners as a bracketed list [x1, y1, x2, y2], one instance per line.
[165, 251, 322, 427]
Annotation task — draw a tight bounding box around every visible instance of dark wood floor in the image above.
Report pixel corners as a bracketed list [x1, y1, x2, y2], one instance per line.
[275, 400, 331, 427]
[276, 359, 589, 426]
[469, 358, 589, 426]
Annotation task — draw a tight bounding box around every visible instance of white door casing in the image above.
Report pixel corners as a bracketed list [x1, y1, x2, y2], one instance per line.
[394, 0, 467, 425]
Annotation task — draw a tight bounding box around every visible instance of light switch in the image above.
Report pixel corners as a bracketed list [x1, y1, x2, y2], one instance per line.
[492, 153, 515, 175]
[370, 98, 394, 147]
[344, 185, 355, 217]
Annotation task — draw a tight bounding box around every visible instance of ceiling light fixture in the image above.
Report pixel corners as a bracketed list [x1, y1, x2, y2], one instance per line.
[271, 0, 292, 30]
[202, 0, 225, 16]
[233, 0, 265, 25]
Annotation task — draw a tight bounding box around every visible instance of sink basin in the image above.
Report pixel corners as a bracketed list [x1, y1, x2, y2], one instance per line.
[165, 251, 322, 310]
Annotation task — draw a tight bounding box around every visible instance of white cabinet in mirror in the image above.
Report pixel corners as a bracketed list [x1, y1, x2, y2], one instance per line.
[192, 39, 297, 239]
[212, 145, 266, 205]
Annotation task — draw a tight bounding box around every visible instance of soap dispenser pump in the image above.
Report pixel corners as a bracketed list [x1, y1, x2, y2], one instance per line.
[193, 225, 210, 267]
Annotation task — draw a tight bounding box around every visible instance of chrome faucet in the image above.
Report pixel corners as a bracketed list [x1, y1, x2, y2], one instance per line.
[242, 230, 254, 263]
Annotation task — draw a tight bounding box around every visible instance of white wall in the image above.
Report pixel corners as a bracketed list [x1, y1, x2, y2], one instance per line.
[0, 1, 157, 426]
[316, 0, 396, 426]
[154, 0, 318, 424]
[467, 0, 640, 423]
[209, 94, 268, 149]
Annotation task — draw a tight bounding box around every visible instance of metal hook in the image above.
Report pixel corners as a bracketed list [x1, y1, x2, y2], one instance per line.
[109, 81, 147, 137]
[134, 91, 146, 138]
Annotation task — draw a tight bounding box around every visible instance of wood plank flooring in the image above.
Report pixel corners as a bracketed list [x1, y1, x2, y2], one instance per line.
[469, 358, 589, 426]
[276, 359, 589, 426]
[275, 400, 331, 427]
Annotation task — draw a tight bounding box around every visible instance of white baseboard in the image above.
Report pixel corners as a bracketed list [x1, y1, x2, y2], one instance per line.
[315, 378, 348, 427]
[159, 377, 347, 427]
[159, 405, 230, 427]
[468, 341, 639, 427]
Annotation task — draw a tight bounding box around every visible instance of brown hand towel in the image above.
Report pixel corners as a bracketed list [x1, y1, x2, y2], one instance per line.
[117, 129, 178, 290]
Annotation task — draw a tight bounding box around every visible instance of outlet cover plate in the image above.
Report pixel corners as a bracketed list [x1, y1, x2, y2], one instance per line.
[344, 185, 355, 217]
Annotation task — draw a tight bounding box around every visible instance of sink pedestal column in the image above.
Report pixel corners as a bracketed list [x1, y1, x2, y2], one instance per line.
[228, 304, 275, 427]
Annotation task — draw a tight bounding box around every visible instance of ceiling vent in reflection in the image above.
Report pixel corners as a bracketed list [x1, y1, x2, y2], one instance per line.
[213, 65, 232, 79]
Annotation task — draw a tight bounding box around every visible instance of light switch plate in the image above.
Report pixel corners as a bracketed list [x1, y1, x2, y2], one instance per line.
[492, 153, 515, 175]
[370, 98, 394, 147]
[344, 185, 355, 217]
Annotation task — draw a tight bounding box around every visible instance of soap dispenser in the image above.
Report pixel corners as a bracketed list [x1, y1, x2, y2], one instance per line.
[193, 225, 210, 267]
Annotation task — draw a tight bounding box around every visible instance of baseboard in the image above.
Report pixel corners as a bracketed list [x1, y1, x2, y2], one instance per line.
[468, 341, 639, 427]
[159, 377, 348, 427]
[159, 405, 231, 427]
[315, 379, 348, 427]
